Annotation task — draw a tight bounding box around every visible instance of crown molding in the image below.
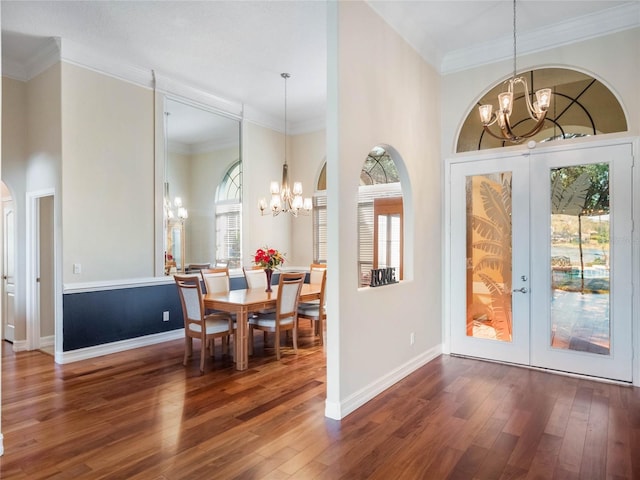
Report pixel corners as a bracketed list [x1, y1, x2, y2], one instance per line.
[155, 73, 243, 119]
[1, 36, 60, 81]
[169, 138, 239, 156]
[243, 106, 325, 136]
[243, 105, 283, 133]
[1, 56, 28, 81]
[441, 2, 640, 74]
[60, 37, 153, 88]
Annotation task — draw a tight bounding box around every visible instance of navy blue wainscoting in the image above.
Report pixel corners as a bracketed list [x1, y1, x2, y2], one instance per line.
[62, 283, 183, 351]
[62, 274, 305, 351]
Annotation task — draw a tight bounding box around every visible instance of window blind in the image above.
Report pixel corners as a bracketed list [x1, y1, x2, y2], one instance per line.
[313, 195, 327, 263]
[215, 203, 242, 268]
[357, 183, 402, 287]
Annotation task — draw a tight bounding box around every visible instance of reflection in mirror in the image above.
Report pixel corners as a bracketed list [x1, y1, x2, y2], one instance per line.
[164, 98, 241, 274]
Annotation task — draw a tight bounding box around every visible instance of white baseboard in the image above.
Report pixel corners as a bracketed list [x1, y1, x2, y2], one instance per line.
[12, 340, 29, 352]
[55, 329, 184, 364]
[40, 335, 54, 348]
[324, 344, 442, 420]
[0, 433, 4, 456]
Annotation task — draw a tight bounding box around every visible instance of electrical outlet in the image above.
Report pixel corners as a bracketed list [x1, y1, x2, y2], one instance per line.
[163, 311, 170, 322]
[410, 332, 415, 345]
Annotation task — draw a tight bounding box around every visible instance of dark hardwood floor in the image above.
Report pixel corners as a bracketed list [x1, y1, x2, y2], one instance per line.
[1, 325, 639, 479]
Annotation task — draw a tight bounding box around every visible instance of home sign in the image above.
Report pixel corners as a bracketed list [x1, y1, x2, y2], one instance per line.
[370, 267, 398, 287]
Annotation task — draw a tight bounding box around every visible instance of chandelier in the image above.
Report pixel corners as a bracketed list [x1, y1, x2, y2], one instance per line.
[259, 73, 312, 217]
[478, 0, 552, 143]
[165, 195, 188, 222]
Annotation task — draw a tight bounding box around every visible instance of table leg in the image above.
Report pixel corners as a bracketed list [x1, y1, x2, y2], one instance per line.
[235, 308, 249, 370]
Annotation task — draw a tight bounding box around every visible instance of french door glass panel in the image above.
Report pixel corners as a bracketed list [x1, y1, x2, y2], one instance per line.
[550, 164, 610, 354]
[450, 156, 530, 365]
[530, 144, 632, 382]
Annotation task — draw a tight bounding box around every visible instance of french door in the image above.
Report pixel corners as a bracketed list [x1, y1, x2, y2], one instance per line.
[449, 143, 633, 382]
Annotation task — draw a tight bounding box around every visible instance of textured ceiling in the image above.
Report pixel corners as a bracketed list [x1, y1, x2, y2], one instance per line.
[2, 0, 638, 132]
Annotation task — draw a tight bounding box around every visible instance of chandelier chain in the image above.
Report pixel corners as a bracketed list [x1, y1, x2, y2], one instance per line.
[512, 0, 517, 79]
[282, 72, 290, 166]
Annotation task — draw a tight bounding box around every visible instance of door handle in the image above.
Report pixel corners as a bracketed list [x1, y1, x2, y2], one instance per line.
[512, 287, 528, 293]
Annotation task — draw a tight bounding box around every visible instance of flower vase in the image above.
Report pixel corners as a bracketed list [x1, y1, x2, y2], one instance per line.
[264, 268, 273, 292]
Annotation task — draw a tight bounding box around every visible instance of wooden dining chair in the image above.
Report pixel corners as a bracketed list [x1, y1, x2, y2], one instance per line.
[298, 267, 327, 345]
[248, 272, 305, 360]
[243, 265, 268, 289]
[298, 263, 327, 309]
[309, 263, 327, 285]
[174, 274, 234, 374]
[243, 266, 275, 320]
[186, 262, 210, 274]
[200, 267, 230, 295]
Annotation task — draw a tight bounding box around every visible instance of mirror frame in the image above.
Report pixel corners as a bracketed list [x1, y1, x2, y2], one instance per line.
[154, 90, 243, 277]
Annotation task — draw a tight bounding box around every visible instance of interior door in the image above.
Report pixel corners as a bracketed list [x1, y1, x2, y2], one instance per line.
[450, 155, 531, 365]
[3, 197, 16, 343]
[529, 144, 633, 382]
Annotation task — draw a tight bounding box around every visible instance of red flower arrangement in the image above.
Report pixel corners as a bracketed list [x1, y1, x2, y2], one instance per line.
[254, 247, 285, 270]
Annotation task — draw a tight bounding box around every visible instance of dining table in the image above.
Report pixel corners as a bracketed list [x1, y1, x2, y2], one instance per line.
[203, 283, 321, 370]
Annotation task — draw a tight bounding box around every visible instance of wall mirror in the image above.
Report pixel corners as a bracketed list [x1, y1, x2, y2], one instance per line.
[164, 97, 242, 274]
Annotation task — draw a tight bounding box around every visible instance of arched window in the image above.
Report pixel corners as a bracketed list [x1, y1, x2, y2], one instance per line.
[215, 160, 242, 268]
[313, 163, 327, 264]
[457, 68, 627, 152]
[357, 146, 403, 287]
[312, 149, 405, 285]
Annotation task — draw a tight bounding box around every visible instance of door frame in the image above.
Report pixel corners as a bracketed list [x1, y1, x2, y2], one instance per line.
[26, 189, 59, 354]
[443, 136, 640, 387]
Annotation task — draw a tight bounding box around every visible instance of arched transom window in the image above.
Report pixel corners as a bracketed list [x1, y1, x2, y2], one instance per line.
[457, 68, 627, 152]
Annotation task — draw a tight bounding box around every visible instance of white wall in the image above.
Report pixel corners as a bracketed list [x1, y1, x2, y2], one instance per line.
[61, 63, 154, 283]
[1, 77, 27, 341]
[442, 28, 640, 156]
[242, 121, 293, 268]
[326, 1, 442, 418]
[26, 64, 61, 194]
[290, 129, 325, 266]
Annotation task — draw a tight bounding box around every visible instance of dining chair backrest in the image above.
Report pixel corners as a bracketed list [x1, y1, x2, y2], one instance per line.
[316, 268, 327, 307]
[243, 266, 267, 289]
[309, 263, 327, 286]
[277, 273, 305, 319]
[174, 274, 205, 328]
[187, 263, 210, 273]
[201, 267, 230, 294]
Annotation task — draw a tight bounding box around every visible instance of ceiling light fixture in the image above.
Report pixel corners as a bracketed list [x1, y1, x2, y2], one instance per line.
[259, 73, 312, 217]
[478, 0, 552, 143]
